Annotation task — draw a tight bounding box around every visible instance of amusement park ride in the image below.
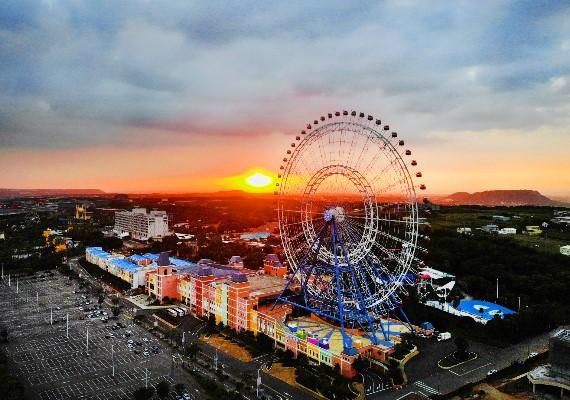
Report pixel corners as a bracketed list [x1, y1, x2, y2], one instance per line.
[273, 110, 430, 356]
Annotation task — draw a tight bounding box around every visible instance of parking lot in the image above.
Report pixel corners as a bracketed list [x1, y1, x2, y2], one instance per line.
[0, 271, 201, 400]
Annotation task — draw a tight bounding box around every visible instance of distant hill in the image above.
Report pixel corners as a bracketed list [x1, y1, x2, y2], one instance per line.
[439, 190, 559, 206]
[0, 188, 106, 198]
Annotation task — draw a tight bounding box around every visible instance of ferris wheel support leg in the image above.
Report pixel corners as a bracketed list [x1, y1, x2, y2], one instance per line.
[271, 222, 329, 311]
[336, 221, 382, 346]
[398, 307, 414, 333]
[331, 220, 355, 355]
[376, 318, 390, 342]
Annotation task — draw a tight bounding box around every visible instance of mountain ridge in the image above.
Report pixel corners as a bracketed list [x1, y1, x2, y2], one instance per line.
[438, 189, 559, 206]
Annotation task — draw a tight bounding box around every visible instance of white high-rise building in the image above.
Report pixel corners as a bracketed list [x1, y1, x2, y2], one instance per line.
[113, 208, 169, 241]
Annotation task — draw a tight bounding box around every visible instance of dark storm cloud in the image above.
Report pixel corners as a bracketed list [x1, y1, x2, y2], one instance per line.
[0, 0, 569, 148]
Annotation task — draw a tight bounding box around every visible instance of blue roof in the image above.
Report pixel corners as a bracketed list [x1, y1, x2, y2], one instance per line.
[170, 257, 194, 268]
[109, 258, 142, 272]
[129, 254, 148, 262]
[456, 299, 516, 320]
[87, 247, 112, 259]
[142, 253, 159, 260]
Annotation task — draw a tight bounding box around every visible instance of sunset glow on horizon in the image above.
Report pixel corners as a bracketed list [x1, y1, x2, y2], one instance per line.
[0, 3, 569, 197]
[245, 172, 273, 189]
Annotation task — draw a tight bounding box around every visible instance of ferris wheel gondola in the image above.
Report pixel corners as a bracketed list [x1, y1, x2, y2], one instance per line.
[274, 110, 428, 354]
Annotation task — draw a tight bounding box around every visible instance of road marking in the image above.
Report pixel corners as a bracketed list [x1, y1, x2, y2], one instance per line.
[448, 362, 492, 376]
[415, 381, 439, 394]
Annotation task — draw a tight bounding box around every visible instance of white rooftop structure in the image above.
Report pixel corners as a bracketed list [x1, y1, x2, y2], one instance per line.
[113, 208, 169, 241]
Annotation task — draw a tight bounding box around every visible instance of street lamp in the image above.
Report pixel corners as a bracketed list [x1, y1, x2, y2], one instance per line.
[256, 368, 261, 398]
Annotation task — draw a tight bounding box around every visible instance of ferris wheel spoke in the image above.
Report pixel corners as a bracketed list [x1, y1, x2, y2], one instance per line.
[276, 111, 422, 336]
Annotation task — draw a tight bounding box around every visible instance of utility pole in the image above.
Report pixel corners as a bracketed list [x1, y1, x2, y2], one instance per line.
[257, 368, 261, 398]
[111, 344, 115, 377]
[542, 222, 549, 254]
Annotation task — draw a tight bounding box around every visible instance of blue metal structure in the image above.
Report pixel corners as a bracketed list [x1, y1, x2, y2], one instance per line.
[274, 111, 427, 355]
[275, 210, 416, 354]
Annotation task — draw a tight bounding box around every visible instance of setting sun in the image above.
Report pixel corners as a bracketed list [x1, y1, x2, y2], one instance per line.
[245, 172, 272, 188]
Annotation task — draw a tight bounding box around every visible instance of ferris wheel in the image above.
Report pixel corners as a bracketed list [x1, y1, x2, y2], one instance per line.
[274, 110, 428, 353]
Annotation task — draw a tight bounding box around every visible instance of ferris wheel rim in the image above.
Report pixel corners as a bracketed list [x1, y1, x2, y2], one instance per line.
[276, 111, 425, 316]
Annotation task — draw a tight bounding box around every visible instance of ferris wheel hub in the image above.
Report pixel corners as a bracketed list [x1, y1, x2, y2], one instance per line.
[324, 206, 346, 223]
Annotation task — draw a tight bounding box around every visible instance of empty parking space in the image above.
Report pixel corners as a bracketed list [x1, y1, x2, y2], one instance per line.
[0, 271, 187, 400]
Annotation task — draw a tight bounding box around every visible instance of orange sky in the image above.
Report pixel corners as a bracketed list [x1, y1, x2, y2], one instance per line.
[2, 3, 569, 197]
[1, 127, 569, 196]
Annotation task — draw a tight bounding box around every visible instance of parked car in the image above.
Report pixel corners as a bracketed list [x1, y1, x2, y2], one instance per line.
[528, 352, 539, 358]
[487, 369, 498, 376]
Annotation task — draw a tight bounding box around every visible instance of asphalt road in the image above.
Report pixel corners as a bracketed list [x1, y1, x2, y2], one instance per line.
[369, 330, 558, 400]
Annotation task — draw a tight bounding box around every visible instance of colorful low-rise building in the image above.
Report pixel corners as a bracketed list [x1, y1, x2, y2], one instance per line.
[263, 254, 288, 277]
[85, 247, 410, 378]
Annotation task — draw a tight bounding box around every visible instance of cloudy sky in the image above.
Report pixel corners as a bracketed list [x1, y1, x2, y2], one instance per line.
[1, 1, 569, 195]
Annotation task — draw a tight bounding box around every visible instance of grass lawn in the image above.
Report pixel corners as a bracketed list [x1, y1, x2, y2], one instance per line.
[437, 351, 478, 369]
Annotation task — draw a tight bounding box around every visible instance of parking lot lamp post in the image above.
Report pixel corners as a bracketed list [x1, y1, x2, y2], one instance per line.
[256, 368, 261, 398]
[111, 344, 115, 377]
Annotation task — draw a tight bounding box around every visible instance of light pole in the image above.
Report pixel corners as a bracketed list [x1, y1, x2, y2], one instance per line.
[496, 278, 499, 300]
[36, 292, 39, 310]
[8, 274, 10, 287]
[50, 306, 53, 325]
[86, 327, 89, 355]
[111, 344, 115, 377]
[145, 368, 149, 388]
[16, 278, 18, 294]
[66, 313, 69, 339]
[542, 222, 549, 254]
[214, 348, 218, 370]
[256, 368, 261, 398]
